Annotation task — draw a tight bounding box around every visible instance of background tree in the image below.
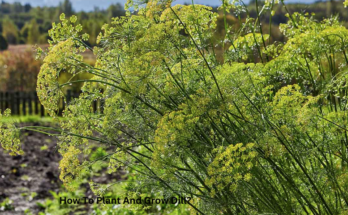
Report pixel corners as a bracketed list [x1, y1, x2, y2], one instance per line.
[24, 3, 31, 13]
[26, 19, 41, 44]
[57, 0, 74, 17]
[1, 19, 19, 44]
[0, 1, 11, 14]
[107, 3, 125, 22]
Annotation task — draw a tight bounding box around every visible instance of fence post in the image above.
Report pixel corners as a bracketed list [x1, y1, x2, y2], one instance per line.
[21, 92, 26, 116]
[0, 91, 85, 115]
[5, 92, 9, 111]
[10, 92, 15, 114]
[16, 92, 20, 115]
[0, 92, 5, 112]
[0, 92, 3, 112]
[40, 103, 45, 117]
[35, 92, 39, 115]
[28, 92, 33, 115]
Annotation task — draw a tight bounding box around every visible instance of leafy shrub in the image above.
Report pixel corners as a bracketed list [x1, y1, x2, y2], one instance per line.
[1, 18, 19, 44]
[0, 50, 41, 91]
[3, 0, 348, 214]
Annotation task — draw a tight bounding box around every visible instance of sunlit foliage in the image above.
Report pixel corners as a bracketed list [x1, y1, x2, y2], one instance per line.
[3, 0, 348, 214]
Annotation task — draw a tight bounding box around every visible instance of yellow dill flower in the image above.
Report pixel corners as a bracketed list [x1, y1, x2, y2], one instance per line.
[59, 146, 82, 190]
[0, 109, 23, 155]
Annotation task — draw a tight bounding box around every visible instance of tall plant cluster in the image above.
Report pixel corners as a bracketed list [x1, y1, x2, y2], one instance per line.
[2, 0, 348, 214]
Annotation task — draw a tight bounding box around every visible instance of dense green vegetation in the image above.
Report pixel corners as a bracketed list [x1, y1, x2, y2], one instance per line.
[0, 0, 125, 46]
[1, 0, 348, 47]
[3, 0, 348, 214]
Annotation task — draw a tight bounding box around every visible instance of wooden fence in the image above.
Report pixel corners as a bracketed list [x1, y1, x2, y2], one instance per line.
[0, 90, 104, 116]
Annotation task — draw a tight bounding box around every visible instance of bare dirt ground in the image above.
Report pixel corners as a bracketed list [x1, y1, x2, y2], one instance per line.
[0, 123, 124, 214]
[0, 123, 62, 214]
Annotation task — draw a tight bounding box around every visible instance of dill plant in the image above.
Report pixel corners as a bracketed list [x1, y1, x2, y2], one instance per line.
[2, 0, 348, 214]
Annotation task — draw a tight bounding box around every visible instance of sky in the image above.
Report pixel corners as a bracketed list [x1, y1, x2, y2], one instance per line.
[3, 0, 321, 12]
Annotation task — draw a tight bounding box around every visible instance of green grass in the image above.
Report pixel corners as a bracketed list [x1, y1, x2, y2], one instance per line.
[0, 115, 56, 124]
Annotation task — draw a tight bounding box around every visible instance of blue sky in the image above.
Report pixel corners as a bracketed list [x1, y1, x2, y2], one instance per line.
[4, 0, 320, 12]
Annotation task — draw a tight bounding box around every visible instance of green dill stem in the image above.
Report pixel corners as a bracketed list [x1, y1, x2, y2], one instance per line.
[127, 152, 206, 215]
[254, 0, 269, 62]
[281, 0, 298, 28]
[169, 7, 224, 101]
[269, 0, 274, 44]
[61, 80, 164, 116]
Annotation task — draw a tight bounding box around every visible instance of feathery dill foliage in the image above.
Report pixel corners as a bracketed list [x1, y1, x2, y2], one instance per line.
[2, 0, 348, 214]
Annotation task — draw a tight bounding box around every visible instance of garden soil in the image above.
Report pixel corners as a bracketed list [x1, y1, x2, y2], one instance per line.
[0, 123, 61, 214]
[0, 123, 121, 214]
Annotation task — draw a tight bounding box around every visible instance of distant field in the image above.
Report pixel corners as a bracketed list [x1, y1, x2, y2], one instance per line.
[7, 45, 47, 53]
[5, 45, 95, 62]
